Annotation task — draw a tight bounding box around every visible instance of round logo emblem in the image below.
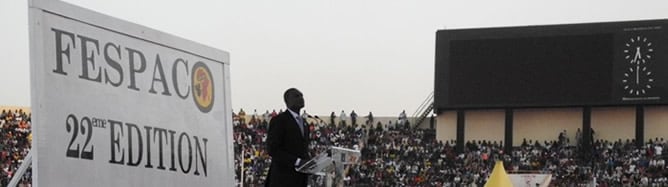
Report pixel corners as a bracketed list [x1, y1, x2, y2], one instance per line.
[192, 62, 214, 113]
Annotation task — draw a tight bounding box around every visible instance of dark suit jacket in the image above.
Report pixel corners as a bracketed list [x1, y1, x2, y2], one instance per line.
[265, 111, 310, 187]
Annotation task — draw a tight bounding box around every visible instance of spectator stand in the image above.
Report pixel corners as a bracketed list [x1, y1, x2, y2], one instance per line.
[0, 109, 32, 187]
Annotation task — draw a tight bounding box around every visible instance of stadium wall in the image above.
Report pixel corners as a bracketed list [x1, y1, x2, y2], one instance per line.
[436, 111, 457, 142]
[513, 108, 580, 146]
[646, 106, 668, 141]
[464, 110, 504, 144]
[591, 107, 635, 142]
[436, 106, 668, 146]
[0, 106, 31, 114]
[239, 114, 417, 128]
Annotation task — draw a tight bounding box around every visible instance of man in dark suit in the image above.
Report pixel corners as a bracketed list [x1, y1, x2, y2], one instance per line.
[265, 88, 311, 187]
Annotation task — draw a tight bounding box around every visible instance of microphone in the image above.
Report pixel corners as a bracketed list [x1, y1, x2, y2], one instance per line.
[302, 111, 323, 122]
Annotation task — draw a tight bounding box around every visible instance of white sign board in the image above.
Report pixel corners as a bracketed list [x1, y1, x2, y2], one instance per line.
[28, 0, 234, 186]
[509, 174, 552, 187]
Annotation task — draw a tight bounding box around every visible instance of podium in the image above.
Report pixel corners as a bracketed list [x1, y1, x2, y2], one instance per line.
[297, 146, 361, 187]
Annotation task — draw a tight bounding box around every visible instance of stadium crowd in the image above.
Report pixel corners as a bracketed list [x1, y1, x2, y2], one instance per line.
[0, 109, 32, 187]
[233, 109, 668, 186]
[0, 107, 666, 186]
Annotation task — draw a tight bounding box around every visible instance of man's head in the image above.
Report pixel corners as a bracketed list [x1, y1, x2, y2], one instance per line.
[284, 88, 304, 112]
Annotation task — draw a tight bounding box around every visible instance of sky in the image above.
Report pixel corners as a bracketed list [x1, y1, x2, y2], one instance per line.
[1, 0, 668, 116]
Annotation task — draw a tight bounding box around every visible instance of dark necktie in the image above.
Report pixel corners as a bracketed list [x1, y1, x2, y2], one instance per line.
[296, 116, 304, 136]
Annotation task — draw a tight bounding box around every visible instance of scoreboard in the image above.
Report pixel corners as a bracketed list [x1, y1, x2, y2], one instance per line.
[435, 19, 668, 111]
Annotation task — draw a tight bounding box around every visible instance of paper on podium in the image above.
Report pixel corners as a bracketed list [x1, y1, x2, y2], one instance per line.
[296, 152, 333, 174]
[330, 146, 361, 165]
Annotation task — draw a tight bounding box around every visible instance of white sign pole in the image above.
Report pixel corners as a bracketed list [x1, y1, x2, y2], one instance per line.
[7, 149, 32, 187]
